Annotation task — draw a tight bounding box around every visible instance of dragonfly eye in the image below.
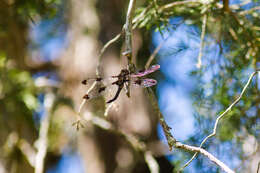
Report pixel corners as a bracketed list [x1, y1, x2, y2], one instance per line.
[135, 79, 142, 85]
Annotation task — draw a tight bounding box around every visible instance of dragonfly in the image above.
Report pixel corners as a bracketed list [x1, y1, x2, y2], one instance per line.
[81, 64, 160, 103]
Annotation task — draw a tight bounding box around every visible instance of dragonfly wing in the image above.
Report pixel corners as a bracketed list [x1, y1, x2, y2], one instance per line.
[133, 78, 157, 88]
[130, 64, 160, 77]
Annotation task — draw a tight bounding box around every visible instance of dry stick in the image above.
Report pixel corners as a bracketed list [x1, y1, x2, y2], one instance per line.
[257, 161, 260, 173]
[124, 0, 136, 98]
[238, 6, 260, 15]
[159, 0, 200, 11]
[124, 0, 136, 61]
[19, 139, 36, 167]
[146, 88, 176, 150]
[145, 39, 166, 70]
[145, 88, 235, 173]
[35, 93, 54, 173]
[180, 70, 260, 171]
[174, 142, 235, 173]
[144, 151, 159, 173]
[196, 14, 207, 68]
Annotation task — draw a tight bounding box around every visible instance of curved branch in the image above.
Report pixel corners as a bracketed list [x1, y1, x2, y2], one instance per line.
[181, 70, 260, 170]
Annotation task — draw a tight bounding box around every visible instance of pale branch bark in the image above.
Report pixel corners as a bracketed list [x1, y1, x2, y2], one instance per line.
[18, 139, 36, 167]
[145, 38, 167, 70]
[238, 6, 260, 15]
[181, 70, 260, 170]
[35, 92, 55, 173]
[174, 142, 235, 173]
[160, 0, 258, 18]
[124, 0, 136, 65]
[196, 14, 207, 68]
[146, 88, 176, 151]
[97, 31, 123, 76]
[145, 88, 235, 173]
[159, 0, 200, 12]
[123, 0, 136, 98]
[144, 151, 159, 173]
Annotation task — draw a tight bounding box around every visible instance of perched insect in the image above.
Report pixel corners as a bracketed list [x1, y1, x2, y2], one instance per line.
[81, 64, 160, 103]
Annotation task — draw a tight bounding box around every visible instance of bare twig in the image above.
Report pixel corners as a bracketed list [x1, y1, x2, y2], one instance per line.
[238, 6, 260, 15]
[174, 142, 235, 173]
[132, 4, 152, 29]
[97, 31, 123, 76]
[146, 88, 176, 150]
[35, 92, 55, 173]
[159, 0, 200, 12]
[180, 70, 260, 170]
[144, 151, 159, 173]
[145, 88, 235, 172]
[257, 161, 260, 173]
[196, 14, 207, 68]
[19, 139, 36, 167]
[145, 39, 167, 69]
[124, 0, 136, 64]
[124, 0, 136, 98]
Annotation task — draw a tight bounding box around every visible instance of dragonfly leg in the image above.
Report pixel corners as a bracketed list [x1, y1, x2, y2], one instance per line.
[107, 86, 123, 103]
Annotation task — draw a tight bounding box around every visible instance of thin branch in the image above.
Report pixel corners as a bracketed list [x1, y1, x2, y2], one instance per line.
[132, 4, 152, 29]
[124, 0, 136, 64]
[144, 151, 159, 173]
[19, 139, 36, 167]
[123, 0, 136, 98]
[145, 88, 234, 172]
[196, 14, 207, 68]
[97, 31, 123, 76]
[145, 38, 167, 69]
[146, 88, 176, 151]
[159, 0, 200, 12]
[238, 6, 260, 15]
[35, 93, 55, 173]
[174, 142, 235, 173]
[257, 161, 260, 173]
[181, 70, 260, 170]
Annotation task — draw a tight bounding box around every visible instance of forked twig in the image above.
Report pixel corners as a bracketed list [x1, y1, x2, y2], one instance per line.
[159, 0, 200, 12]
[180, 70, 260, 171]
[145, 39, 167, 69]
[145, 88, 235, 173]
[35, 93, 55, 173]
[175, 142, 235, 173]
